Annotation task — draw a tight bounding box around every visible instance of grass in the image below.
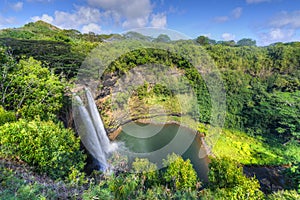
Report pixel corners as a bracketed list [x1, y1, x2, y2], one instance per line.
[0, 166, 56, 200]
[209, 128, 300, 165]
[103, 89, 299, 166]
[0, 159, 85, 200]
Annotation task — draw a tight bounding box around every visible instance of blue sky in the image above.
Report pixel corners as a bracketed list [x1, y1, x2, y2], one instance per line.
[0, 0, 300, 45]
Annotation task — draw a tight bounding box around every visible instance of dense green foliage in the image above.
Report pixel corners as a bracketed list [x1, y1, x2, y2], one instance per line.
[0, 118, 86, 179]
[83, 154, 201, 199]
[0, 106, 15, 125]
[163, 153, 198, 190]
[208, 128, 299, 165]
[0, 49, 65, 120]
[0, 21, 103, 78]
[0, 21, 299, 199]
[94, 39, 300, 144]
[267, 190, 300, 200]
[0, 38, 85, 78]
[0, 166, 58, 200]
[205, 43, 300, 140]
[207, 157, 264, 199]
[285, 162, 300, 193]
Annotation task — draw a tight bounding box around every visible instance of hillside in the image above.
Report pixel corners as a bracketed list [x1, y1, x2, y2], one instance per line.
[0, 21, 299, 199]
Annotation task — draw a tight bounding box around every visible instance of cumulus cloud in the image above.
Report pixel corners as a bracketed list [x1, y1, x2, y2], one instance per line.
[31, 14, 54, 24]
[269, 10, 300, 29]
[31, 6, 101, 30]
[82, 23, 102, 33]
[53, 6, 101, 29]
[30, 0, 167, 32]
[257, 10, 300, 45]
[246, 0, 270, 4]
[150, 13, 167, 28]
[122, 16, 149, 28]
[259, 28, 295, 45]
[0, 15, 16, 27]
[87, 0, 153, 28]
[221, 33, 236, 41]
[11, 2, 23, 12]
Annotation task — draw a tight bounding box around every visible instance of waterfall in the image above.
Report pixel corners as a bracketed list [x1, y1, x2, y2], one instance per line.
[72, 88, 115, 171]
[85, 88, 111, 155]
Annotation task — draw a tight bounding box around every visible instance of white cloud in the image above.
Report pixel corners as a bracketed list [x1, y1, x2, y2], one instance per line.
[53, 6, 101, 29]
[31, 14, 54, 24]
[269, 11, 300, 29]
[221, 33, 236, 41]
[87, 0, 153, 28]
[231, 7, 242, 19]
[0, 15, 16, 27]
[150, 13, 167, 28]
[246, 0, 270, 4]
[82, 23, 102, 33]
[214, 7, 242, 23]
[202, 33, 212, 38]
[214, 16, 229, 23]
[259, 28, 295, 45]
[31, 6, 101, 30]
[11, 2, 23, 12]
[30, 0, 168, 32]
[257, 10, 300, 45]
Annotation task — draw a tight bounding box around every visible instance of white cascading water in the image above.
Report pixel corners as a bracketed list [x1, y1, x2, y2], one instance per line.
[73, 88, 116, 171]
[84, 88, 112, 155]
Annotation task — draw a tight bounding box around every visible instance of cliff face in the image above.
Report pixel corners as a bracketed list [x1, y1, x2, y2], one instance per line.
[94, 70, 196, 135]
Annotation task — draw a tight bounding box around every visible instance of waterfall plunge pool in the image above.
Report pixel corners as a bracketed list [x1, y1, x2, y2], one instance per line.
[116, 122, 210, 182]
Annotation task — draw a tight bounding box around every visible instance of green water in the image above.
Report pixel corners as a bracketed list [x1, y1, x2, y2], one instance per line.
[117, 122, 209, 182]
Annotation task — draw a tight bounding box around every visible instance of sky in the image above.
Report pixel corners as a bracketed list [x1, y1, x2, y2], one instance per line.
[0, 0, 300, 45]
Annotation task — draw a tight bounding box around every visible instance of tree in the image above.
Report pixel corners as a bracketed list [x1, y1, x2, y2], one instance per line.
[208, 157, 264, 200]
[163, 153, 199, 190]
[196, 35, 215, 45]
[154, 34, 171, 43]
[0, 51, 65, 120]
[0, 118, 86, 179]
[131, 158, 159, 188]
[237, 38, 257, 46]
[217, 40, 236, 46]
[208, 157, 243, 189]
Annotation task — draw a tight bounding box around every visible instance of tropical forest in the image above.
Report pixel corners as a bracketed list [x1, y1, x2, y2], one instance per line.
[0, 20, 299, 200]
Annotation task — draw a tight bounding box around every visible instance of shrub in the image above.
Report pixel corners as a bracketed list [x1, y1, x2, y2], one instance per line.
[208, 157, 264, 199]
[163, 153, 199, 190]
[0, 118, 86, 179]
[285, 162, 300, 193]
[0, 55, 65, 120]
[0, 106, 16, 125]
[0, 166, 57, 200]
[208, 157, 243, 189]
[267, 190, 300, 200]
[131, 157, 159, 187]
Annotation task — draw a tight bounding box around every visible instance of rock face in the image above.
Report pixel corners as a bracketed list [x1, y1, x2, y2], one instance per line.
[243, 165, 289, 194]
[95, 72, 184, 134]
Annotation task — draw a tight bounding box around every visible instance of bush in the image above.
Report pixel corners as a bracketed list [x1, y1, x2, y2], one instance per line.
[0, 55, 65, 120]
[0, 106, 16, 125]
[0, 118, 86, 179]
[0, 166, 57, 200]
[163, 153, 199, 190]
[208, 157, 243, 189]
[267, 190, 300, 200]
[208, 157, 264, 200]
[285, 162, 300, 193]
